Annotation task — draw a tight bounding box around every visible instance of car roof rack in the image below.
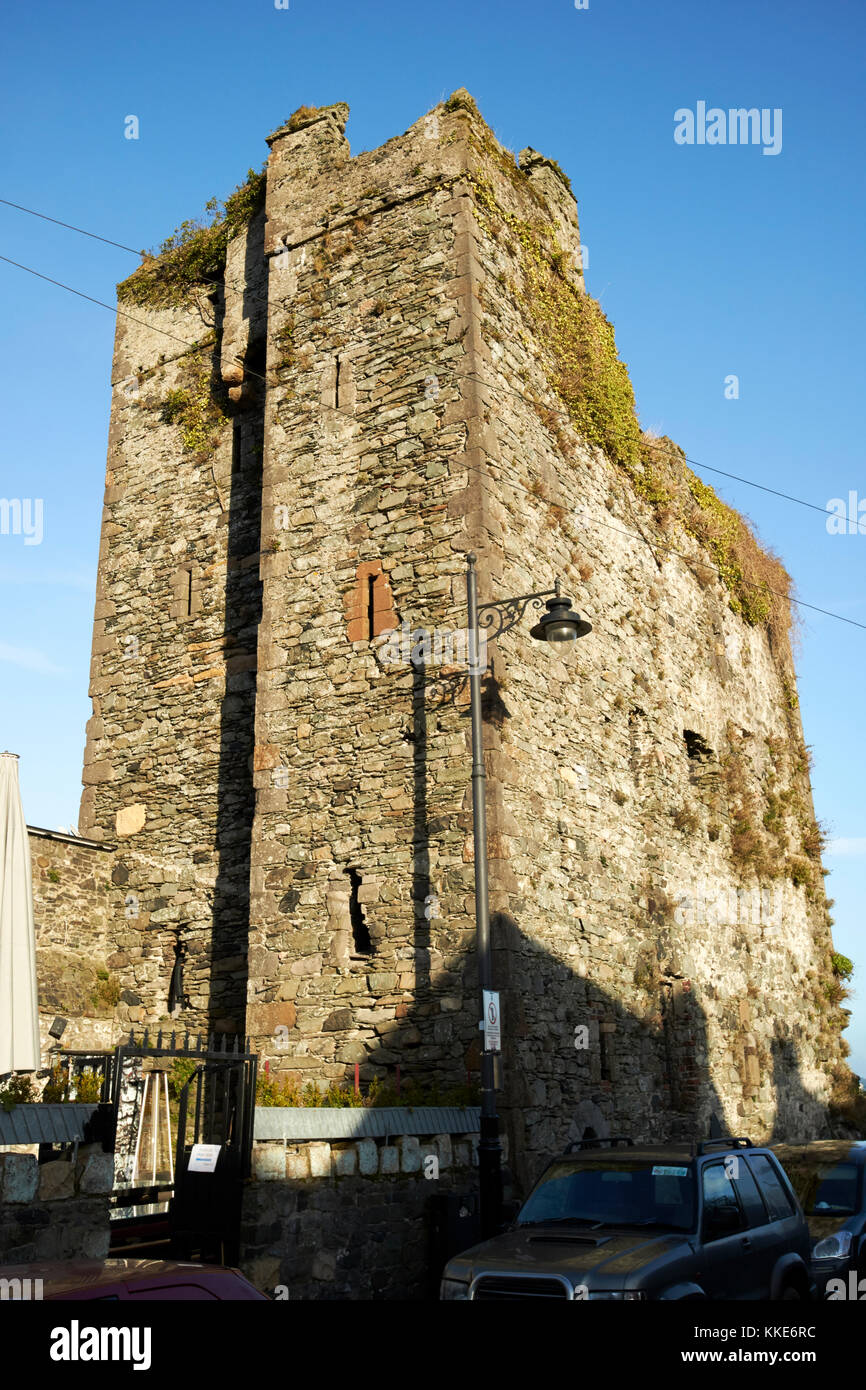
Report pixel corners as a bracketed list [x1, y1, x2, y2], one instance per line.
[565, 1136, 635, 1153]
[695, 1137, 754, 1155]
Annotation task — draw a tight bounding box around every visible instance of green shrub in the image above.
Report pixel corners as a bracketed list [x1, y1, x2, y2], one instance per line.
[831, 953, 854, 980]
[118, 167, 266, 307]
[254, 1070, 479, 1109]
[0, 1074, 37, 1112]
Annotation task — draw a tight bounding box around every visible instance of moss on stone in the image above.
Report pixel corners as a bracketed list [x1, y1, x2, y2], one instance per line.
[118, 167, 265, 308]
[469, 137, 794, 651]
[630, 435, 794, 648]
[159, 354, 229, 460]
[469, 174, 642, 469]
[444, 90, 481, 118]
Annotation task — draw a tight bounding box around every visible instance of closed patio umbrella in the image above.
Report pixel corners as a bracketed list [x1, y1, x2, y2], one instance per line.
[0, 752, 40, 1074]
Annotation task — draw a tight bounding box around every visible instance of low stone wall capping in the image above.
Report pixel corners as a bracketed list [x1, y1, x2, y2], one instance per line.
[0, 1146, 114, 1263]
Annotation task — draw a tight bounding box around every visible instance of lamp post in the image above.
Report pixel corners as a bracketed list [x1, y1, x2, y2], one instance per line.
[465, 553, 591, 1237]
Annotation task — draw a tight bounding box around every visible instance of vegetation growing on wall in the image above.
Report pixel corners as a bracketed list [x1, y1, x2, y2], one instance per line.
[0, 1074, 36, 1112]
[118, 167, 265, 307]
[470, 173, 642, 472]
[466, 125, 795, 652]
[719, 722, 827, 895]
[91, 968, 121, 1012]
[255, 1070, 478, 1108]
[159, 352, 229, 462]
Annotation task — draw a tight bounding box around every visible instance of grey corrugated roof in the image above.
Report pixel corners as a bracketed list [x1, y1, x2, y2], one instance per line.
[254, 1105, 481, 1141]
[0, 1103, 99, 1146]
[27, 823, 114, 851]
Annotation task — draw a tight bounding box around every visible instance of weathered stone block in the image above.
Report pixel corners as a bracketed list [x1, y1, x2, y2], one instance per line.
[333, 1146, 357, 1176]
[0, 1155, 38, 1204]
[286, 1150, 310, 1180]
[357, 1139, 378, 1176]
[252, 1144, 287, 1182]
[37, 1160, 75, 1201]
[308, 1143, 331, 1178]
[379, 1145, 399, 1175]
[79, 1154, 115, 1196]
[400, 1136, 421, 1173]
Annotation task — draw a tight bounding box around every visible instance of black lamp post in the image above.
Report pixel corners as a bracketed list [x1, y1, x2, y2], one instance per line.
[465, 553, 592, 1236]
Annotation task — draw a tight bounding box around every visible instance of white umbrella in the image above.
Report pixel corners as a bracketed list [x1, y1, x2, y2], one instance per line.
[0, 752, 40, 1074]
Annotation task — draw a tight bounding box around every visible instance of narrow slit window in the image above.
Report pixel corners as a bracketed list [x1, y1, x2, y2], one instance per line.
[334, 356, 341, 409]
[232, 421, 243, 473]
[185, 569, 193, 616]
[168, 934, 187, 1015]
[599, 1025, 613, 1081]
[367, 575, 376, 640]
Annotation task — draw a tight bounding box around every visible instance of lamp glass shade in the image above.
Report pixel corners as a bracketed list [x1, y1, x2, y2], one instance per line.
[530, 592, 592, 643]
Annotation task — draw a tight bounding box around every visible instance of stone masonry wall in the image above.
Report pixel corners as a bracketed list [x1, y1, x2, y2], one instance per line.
[0, 1146, 113, 1263]
[29, 827, 125, 1056]
[76, 200, 268, 1036]
[246, 102, 487, 1082]
[455, 106, 840, 1185]
[242, 1127, 482, 1299]
[244, 94, 846, 1192]
[74, 93, 850, 1205]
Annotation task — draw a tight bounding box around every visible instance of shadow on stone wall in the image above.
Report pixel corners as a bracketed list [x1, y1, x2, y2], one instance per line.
[209, 218, 266, 1037]
[768, 1023, 832, 1142]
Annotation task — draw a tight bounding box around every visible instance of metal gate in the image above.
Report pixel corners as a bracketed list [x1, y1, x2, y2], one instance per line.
[55, 1031, 257, 1264]
[169, 1037, 258, 1265]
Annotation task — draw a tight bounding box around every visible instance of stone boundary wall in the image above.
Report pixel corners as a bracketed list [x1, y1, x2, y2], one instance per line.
[242, 1110, 494, 1299]
[0, 1145, 113, 1264]
[28, 825, 125, 1059]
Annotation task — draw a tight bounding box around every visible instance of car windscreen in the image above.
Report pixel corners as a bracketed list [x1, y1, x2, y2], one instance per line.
[517, 1159, 696, 1232]
[781, 1158, 861, 1216]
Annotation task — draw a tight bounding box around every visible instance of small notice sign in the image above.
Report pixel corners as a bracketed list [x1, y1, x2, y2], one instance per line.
[188, 1143, 221, 1173]
[482, 990, 501, 1053]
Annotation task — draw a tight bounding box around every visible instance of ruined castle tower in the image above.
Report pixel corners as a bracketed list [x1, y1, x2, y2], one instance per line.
[80, 93, 848, 1185]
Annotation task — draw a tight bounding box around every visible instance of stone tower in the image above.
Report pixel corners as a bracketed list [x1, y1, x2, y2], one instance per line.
[80, 92, 849, 1186]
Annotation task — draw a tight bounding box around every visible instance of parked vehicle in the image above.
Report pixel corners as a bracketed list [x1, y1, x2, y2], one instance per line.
[773, 1140, 866, 1298]
[0, 1258, 269, 1300]
[440, 1136, 814, 1300]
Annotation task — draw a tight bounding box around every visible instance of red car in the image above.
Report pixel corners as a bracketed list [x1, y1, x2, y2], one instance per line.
[0, 1259, 269, 1300]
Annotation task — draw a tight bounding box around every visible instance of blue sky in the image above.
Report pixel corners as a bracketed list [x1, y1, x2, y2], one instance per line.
[1, 0, 863, 1072]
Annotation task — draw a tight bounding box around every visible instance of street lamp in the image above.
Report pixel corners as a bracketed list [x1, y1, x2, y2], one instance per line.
[464, 553, 592, 1237]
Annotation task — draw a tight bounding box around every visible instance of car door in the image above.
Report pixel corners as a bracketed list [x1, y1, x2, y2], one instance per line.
[728, 1155, 778, 1297]
[698, 1160, 756, 1299]
[747, 1153, 809, 1288]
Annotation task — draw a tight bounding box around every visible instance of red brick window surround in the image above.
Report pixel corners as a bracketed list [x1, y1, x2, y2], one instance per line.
[344, 560, 397, 642]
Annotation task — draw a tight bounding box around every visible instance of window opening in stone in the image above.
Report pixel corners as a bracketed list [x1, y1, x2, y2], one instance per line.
[347, 867, 372, 956]
[683, 729, 713, 761]
[232, 421, 242, 473]
[367, 576, 376, 641]
[334, 356, 341, 409]
[185, 568, 193, 617]
[599, 1027, 613, 1081]
[168, 934, 187, 1016]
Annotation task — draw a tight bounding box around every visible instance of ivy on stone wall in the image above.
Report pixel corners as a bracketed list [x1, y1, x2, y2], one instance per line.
[159, 353, 229, 462]
[467, 152, 794, 655]
[118, 167, 266, 308]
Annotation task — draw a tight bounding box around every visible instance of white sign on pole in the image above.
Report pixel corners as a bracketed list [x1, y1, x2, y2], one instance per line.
[188, 1143, 221, 1173]
[482, 990, 501, 1052]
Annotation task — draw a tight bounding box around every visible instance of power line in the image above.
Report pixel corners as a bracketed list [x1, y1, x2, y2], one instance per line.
[438, 426, 866, 632]
[0, 251, 270, 387]
[0, 197, 142, 254]
[0, 193, 842, 524]
[1, 248, 861, 632]
[459, 369, 836, 520]
[0, 192, 269, 310]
